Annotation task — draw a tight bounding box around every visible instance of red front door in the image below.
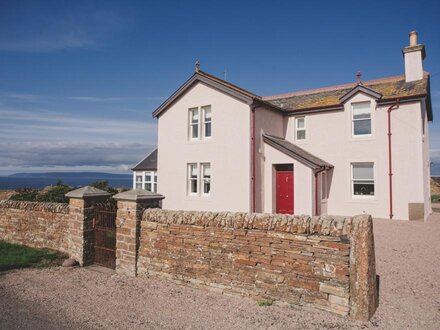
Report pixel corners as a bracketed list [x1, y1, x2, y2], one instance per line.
[276, 170, 294, 214]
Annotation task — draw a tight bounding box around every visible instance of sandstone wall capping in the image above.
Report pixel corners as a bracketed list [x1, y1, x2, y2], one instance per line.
[0, 200, 69, 214]
[142, 209, 358, 236]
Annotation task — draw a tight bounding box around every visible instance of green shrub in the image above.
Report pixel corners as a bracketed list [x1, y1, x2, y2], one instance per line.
[36, 180, 71, 203]
[432, 194, 440, 202]
[10, 187, 39, 201]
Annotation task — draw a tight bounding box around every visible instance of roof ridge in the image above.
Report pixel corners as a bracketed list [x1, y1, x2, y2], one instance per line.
[263, 74, 404, 100]
[197, 70, 261, 98]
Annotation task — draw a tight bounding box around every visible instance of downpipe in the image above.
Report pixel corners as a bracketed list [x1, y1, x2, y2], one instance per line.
[251, 107, 256, 213]
[387, 99, 400, 220]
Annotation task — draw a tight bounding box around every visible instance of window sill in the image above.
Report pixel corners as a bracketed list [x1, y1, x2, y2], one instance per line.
[187, 139, 214, 144]
[349, 197, 377, 204]
[185, 196, 213, 202]
[350, 135, 374, 141]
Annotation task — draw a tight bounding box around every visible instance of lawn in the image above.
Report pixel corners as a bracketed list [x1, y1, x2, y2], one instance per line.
[0, 241, 64, 272]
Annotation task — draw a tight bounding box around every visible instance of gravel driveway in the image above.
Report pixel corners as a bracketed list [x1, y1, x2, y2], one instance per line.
[1, 213, 440, 330]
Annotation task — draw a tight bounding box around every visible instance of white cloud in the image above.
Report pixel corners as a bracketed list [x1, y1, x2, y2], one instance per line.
[0, 108, 156, 139]
[0, 93, 40, 101]
[0, 141, 154, 168]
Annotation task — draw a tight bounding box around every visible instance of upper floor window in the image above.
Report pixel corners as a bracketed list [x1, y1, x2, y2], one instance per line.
[295, 117, 306, 141]
[352, 102, 371, 136]
[189, 108, 199, 139]
[352, 163, 374, 197]
[189, 105, 212, 140]
[188, 163, 198, 195]
[202, 106, 212, 138]
[201, 163, 211, 195]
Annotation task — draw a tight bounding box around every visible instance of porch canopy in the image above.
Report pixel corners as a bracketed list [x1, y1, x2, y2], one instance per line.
[262, 134, 333, 171]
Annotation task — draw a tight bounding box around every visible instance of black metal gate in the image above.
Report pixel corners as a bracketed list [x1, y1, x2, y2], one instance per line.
[93, 202, 116, 269]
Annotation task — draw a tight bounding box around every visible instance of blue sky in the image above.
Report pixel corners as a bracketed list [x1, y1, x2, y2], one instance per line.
[0, 0, 439, 176]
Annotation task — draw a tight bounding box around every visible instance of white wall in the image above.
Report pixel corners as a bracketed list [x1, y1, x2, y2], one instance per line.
[254, 107, 285, 212]
[283, 93, 426, 220]
[421, 100, 432, 220]
[404, 51, 424, 82]
[157, 82, 251, 212]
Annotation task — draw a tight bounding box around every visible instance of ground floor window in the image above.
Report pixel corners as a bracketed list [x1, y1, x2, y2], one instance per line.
[201, 163, 211, 195]
[135, 175, 142, 189]
[187, 162, 211, 196]
[351, 163, 374, 197]
[188, 163, 198, 195]
[144, 171, 158, 192]
[133, 171, 157, 192]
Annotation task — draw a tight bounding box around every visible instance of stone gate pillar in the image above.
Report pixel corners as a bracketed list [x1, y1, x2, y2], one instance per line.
[113, 189, 164, 276]
[65, 186, 110, 266]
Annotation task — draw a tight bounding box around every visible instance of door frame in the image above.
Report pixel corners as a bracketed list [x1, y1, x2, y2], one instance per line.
[275, 164, 294, 214]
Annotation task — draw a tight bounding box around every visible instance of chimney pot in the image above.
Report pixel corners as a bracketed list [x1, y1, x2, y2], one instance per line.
[409, 31, 418, 47]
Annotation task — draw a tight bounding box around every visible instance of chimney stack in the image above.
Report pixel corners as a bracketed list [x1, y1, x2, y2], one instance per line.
[402, 31, 426, 82]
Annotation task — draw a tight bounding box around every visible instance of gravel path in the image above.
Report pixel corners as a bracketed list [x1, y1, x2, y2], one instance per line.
[1, 213, 440, 330]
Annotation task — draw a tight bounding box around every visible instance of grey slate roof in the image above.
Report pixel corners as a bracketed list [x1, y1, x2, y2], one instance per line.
[152, 69, 432, 121]
[132, 149, 158, 171]
[263, 74, 432, 120]
[263, 134, 333, 170]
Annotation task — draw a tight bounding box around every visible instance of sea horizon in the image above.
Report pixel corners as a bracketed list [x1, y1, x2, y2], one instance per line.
[0, 172, 132, 190]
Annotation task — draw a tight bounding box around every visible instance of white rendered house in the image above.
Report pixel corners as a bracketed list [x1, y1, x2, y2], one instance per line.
[134, 31, 433, 220]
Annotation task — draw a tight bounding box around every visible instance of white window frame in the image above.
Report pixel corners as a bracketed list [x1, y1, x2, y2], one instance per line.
[135, 173, 143, 189]
[351, 163, 375, 199]
[202, 105, 212, 139]
[351, 102, 372, 137]
[188, 163, 198, 195]
[201, 163, 211, 196]
[144, 171, 157, 192]
[189, 107, 199, 140]
[295, 117, 306, 141]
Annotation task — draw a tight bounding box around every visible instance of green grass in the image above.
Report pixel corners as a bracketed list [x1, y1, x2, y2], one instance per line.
[257, 300, 273, 307]
[0, 241, 64, 272]
[431, 194, 440, 202]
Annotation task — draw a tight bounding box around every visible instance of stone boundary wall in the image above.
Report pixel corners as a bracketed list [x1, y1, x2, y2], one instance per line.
[138, 210, 377, 321]
[0, 200, 70, 252]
